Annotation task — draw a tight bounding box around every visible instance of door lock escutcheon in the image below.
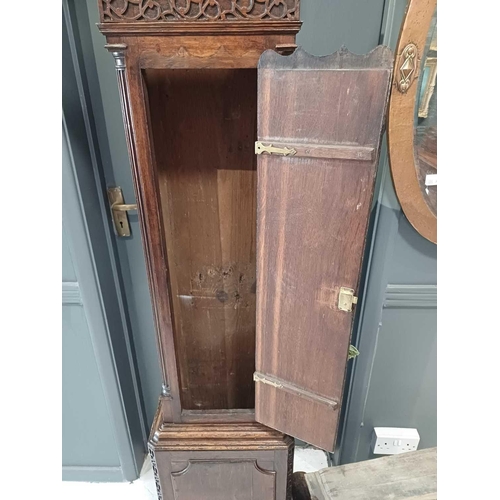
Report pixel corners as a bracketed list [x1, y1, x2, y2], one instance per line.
[107, 187, 137, 237]
[338, 287, 358, 312]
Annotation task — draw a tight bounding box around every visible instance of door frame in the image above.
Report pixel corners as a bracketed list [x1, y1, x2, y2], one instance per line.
[63, 0, 146, 481]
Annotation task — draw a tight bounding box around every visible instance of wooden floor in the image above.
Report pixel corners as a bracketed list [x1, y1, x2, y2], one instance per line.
[293, 448, 437, 500]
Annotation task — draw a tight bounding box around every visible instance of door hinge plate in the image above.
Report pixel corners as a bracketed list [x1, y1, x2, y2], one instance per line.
[255, 141, 297, 156]
[348, 345, 360, 360]
[338, 287, 358, 312]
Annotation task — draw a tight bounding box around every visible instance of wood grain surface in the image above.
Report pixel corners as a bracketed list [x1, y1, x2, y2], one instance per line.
[145, 68, 258, 410]
[149, 414, 293, 500]
[293, 447, 437, 500]
[255, 46, 393, 451]
[104, 25, 299, 422]
[99, 8, 302, 499]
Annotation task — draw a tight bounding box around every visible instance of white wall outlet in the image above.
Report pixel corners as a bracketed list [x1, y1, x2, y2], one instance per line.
[371, 427, 420, 455]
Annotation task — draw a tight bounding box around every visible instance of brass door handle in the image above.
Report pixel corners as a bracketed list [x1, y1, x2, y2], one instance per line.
[111, 202, 137, 212]
[107, 187, 137, 237]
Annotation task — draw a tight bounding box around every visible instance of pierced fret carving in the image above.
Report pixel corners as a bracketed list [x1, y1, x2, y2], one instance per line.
[286, 437, 294, 500]
[100, 0, 300, 22]
[149, 444, 163, 500]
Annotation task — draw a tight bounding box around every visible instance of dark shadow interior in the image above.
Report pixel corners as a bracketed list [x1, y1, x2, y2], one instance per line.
[144, 68, 258, 410]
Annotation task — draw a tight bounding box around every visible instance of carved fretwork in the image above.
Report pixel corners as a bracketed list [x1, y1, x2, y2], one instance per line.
[100, 0, 300, 22]
[286, 437, 294, 500]
[149, 444, 163, 500]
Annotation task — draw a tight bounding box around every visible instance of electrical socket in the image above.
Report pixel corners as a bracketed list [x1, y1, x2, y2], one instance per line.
[371, 427, 420, 455]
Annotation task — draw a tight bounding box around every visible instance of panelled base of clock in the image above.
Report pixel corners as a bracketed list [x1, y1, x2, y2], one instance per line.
[149, 408, 293, 500]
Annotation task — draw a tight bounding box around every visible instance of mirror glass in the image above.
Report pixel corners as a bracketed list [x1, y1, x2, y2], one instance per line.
[414, 9, 437, 216]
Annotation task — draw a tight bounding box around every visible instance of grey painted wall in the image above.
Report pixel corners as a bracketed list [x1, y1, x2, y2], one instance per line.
[63, 1, 147, 481]
[337, 0, 437, 465]
[62, 130, 123, 481]
[298, 0, 386, 55]
[62, 223, 121, 475]
[62, 225, 77, 282]
[62, 299, 121, 471]
[81, 0, 163, 428]
[294, 0, 436, 465]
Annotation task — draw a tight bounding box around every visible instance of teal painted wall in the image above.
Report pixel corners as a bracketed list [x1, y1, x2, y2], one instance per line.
[82, 0, 163, 428]
[62, 304, 121, 467]
[63, 0, 146, 481]
[62, 273, 121, 469]
[337, 0, 437, 464]
[298, 0, 386, 54]
[62, 148, 122, 480]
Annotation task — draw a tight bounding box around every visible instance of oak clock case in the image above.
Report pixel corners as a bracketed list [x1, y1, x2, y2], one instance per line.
[97, 2, 392, 499]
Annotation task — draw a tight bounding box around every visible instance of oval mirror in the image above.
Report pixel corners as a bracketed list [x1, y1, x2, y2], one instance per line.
[388, 0, 437, 243]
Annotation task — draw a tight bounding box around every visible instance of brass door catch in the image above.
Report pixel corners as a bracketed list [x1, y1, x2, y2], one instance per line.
[348, 345, 360, 360]
[107, 187, 137, 237]
[255, 141, 297, 156]
[338, 287, 358, 312]
[275, 43, 297, 55]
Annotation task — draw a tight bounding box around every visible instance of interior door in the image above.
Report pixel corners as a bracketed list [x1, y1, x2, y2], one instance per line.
[254, 47, 393, 451]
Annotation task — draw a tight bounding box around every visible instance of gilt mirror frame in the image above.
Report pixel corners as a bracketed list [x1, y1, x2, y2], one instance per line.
[388, 0, 437, 243]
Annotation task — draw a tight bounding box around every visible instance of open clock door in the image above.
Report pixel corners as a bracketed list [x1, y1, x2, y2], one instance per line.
[254, 47, 393, 451]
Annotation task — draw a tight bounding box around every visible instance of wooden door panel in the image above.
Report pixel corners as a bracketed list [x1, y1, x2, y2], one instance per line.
[255, 47, 393, 451]
[170, 459, 275, 500]
[150, 420, 292, 500]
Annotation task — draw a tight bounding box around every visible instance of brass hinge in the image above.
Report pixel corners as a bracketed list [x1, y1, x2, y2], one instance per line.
[338, 287, 358, 312]
[255, 141, 297, 156]
[348, 345, 360, 360]
[107, 187, 137, 237]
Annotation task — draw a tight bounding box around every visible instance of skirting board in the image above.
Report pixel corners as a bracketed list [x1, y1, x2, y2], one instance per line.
[62, 466, 124, 482]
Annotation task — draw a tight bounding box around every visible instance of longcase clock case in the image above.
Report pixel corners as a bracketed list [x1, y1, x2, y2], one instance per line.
[97, 2, 392, 499]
